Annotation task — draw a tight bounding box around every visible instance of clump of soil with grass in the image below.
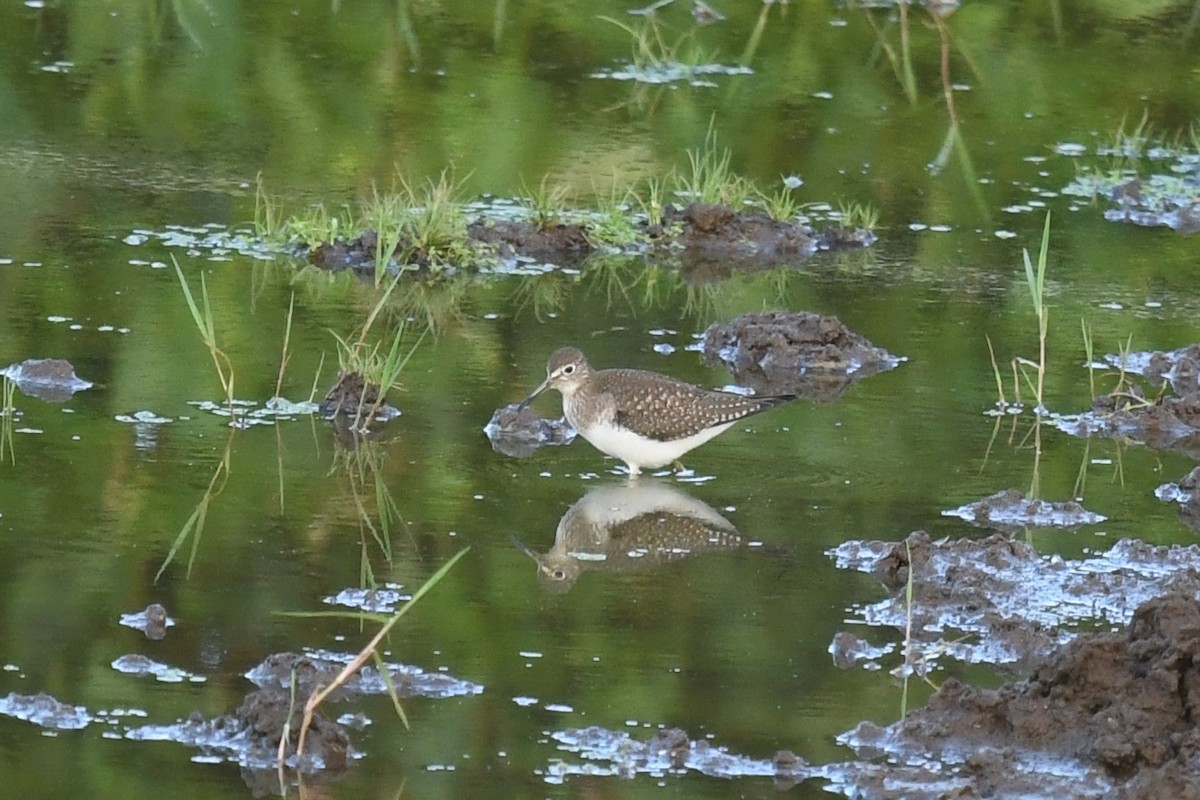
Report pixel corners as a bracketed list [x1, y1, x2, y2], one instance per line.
[1066, 134, 1200, 235]
[306, 200, 874, 277]
[319, 370, 397, 423]
[1054, 342, 1200, 458]
[261, 132, 877, 279]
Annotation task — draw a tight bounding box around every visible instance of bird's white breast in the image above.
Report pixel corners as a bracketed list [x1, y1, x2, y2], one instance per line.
[579, 418, 737, 472]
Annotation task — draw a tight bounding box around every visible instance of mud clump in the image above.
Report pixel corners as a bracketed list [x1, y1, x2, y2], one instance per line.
[466, 219, 592, 264]
[236, 688, 351, 770]
[0, 357, 93, 402]
[1143, 343, 1200, 396]
[308, 230, 384, 273]
[319, 371, 400, 429]
[1104, 172, 1200, 235]
[482, 402, 576, 459]
[1087, 389, 1200, 449]
[119, 602, 173, 640]
[703, 310, 902, 399]
[942, 487, 1106, 532]
[1056, 343, 1200, 458]
[665, 202, 815, 264]
[833, 531, 1200, 675]
[549, 724, 810, 784]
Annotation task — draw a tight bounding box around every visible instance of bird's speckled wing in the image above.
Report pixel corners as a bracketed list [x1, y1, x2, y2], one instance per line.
[595, 369, 793, 441]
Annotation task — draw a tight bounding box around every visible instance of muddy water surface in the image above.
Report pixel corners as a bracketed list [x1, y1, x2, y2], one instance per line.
[2, 2, 1200, 799]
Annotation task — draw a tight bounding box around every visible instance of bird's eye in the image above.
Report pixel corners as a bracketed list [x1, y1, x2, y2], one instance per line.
[553, 569, 566, 580]
[562, 364, 575, 375]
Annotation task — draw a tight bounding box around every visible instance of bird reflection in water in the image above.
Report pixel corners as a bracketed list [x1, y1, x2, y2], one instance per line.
[513, 482, 763, 593]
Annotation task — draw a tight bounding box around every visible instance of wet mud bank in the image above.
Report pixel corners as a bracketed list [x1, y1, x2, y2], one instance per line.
[825, 530, 1200, 798]
[840, 593, 1200, 800]
[833, 530, 1200, 672]
[304, 200, 874, 275]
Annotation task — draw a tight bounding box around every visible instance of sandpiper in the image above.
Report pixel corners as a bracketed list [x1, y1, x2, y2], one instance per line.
[519, 346, 794, 476]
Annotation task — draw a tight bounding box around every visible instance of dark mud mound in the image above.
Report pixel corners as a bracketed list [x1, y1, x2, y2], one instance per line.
[1055, 390, 1200, 457]
[662, 202, 816, 263]
[308, 230, 408, 274]
[308, 229, 475, 274]
[1135, 343, 1200, 396]
[466, 219, 592, 264]
[127, 687, 352, 779]
[0, 692, 92, 730]
[657, 201, 873, 263]
[119, 602, 172, 640]
[238, 688, 351, 769]
[111, 653, 203, 682]
[246, 651, 483, 701]
[124, 650, 481, 779]
[839, 593, 1200, 799]
[310, 219, 594, 274]
[942, 487, 1106, 532]
[648, 202, 874, 273]
[482, 401, 576, 459]
[703, 310, 902, 399]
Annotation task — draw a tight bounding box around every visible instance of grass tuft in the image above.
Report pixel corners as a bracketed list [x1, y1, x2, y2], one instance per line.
[675, 123, 753, 207]
[173, 256, 236, 414]
[1019, 211, 1051, 413]
[837, 200, 881, 231]
[0, 376, 15, 463]
[520, 175, 571, 230]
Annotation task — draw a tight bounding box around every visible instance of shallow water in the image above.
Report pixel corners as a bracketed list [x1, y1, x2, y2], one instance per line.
[2, 1, 1200, 798]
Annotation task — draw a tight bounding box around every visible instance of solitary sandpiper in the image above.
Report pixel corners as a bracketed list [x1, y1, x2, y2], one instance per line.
[519, 346, 795, 476]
